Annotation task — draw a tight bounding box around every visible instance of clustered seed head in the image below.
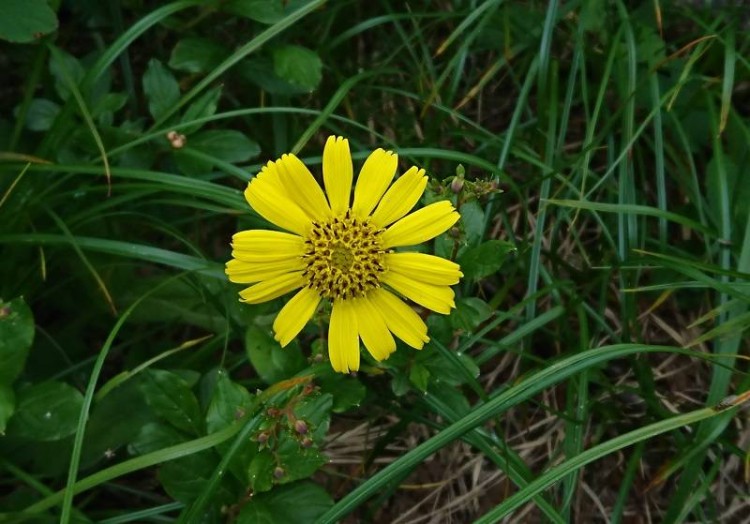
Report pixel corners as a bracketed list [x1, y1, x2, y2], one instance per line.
[303, 210, 386, 300]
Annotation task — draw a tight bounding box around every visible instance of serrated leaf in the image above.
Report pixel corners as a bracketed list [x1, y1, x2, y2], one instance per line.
[142, 59, 180, 120]
[169, 37, 227, 73]
[459, 200, 486, 247]
[272, 45, 322, 92]
[0, 0, 58, 43]
[293, 393, 332, 442]
[6, 381, 83, 441]
[245, 325, 306, 384]
[316, 371, 365, 412]
[139, 369, 202, 435]
[458, 239, 515, 280]
[0, 297, 34, 385]
[237, 481, 333, 524]
[276, 433, 327, 483]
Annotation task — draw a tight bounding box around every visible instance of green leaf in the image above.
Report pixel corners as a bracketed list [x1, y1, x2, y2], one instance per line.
[459, 200, 486, 247]
[169, 37, 227, 73]
[248, 448, 275, 492]
[0, 384, 15, 434]
[142, 59, 180, 120]
[22, 98, 60, 131]
[180, 86, 222, 135]
[0, 297, 34, 385]
[0, 0, 58, 43]
[276, 433, 327, 483]
[457, 239, 515, 281]
[190, 129, 261, 162]
[139, 369, 203, 435]
[450, 297, 492, 331]
[409, 363, 431, 392]
[128, 421, 187, 455]
[238, 57, 315, 95]
[316, 370, 366, 412]
[206, 371, 253, 434]
[222, 0, 285, 24]
[272, 45, 322, 92]
[159, 451, 228, 504]
[6, 381, 83, 441]
[293, 393, 332, 442]
[237, 481, 334, 524]
[245, 325, 306, 384]
[48, 47, 84, 101]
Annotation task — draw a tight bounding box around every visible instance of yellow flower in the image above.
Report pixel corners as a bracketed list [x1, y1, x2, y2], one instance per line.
[226, 136, 462, 373]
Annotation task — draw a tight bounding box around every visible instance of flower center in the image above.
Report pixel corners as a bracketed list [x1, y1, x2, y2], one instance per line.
[303, 211, 385, 300]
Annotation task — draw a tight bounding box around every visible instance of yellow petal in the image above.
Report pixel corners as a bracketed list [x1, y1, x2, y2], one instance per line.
[238, 271, 304, 304]
[226, 258, 305, 284]
[381, 201, 459, 248]
[370, 167, 427, 227]
[386, 252, 463, 285]
[368, 288, 429, 349]
[273, 286, 321, 347]
[382, 271, 455, 314]
[328, 300, 360, 373]
[352, 296, 396, 361]
[352, 148, 397, 218]
[323, 136, 353, 216]
[245, 164, 311, 236]
[232, 230, 305, 254]
[274, 154, 331, 221]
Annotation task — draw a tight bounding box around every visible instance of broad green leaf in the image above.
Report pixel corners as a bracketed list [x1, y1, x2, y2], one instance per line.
[49, 47, 84, 101]
[158, 451, 227, 504]
[0, 297, 34, 385]
[316, 370, 366, 412]
[238, 57, 315, 95]
[139, 369, 203, 435]
[458, 239, 515, 281]
[190, 130, 261, 162]
[0, 0, 58, 43]
[245, 325, 306, 384]
[237, 481, 333, 524]
[276, 433, 327, 484]
[222, 0, 285, 24]
[409, 363, 430, 392]
[450, 297, 493, 331]
[180, 86, 222, 135]
[169, 37, 227, 73]
[0, 384, 15, 434]
[6, 381, 83, 441]
[22, 98, 60, 131]
[206, 371, 253, 434]
[248, 448, 275, 492]
[293, 393, 332, 442]
[272, 45, 322, 92]
[459, 200, 486, 247]
[128, 421, 187, 455]
[142, 59, 180, 120]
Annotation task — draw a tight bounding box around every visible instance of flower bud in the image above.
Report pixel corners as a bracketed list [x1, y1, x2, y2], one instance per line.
[294, 419, 308, 435]
[273, 466, 285, 479]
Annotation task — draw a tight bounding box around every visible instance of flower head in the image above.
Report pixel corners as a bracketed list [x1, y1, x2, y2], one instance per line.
[226, 136, 462, 373]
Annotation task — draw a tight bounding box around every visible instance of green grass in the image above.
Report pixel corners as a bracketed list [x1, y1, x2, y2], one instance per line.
[1, 0, 750, 522]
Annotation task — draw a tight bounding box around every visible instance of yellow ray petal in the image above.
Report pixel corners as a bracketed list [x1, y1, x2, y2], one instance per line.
[368, 288, 429, 349]
[238, 271, 304, 304]
[352, 148, 397, 218]
[273, 286, 321, 347]
[323, 136, 353, 215]
[352, 295, 396, 361]
[225, 258, 305, 284]
[245, 165, 311, 236]
[231, 230, 305, 254]
[382, 271, 455, 314]
[386, 252, 463, 285]
[369, 167, 427, 227]
[274, 154, 331, 221]
[381, 201, 460, 248]
[329, 300, 360, 373]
